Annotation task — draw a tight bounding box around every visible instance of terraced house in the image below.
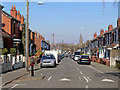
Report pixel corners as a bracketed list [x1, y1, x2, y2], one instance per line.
[2, 5, 24, 55]
[91, 18, 120, 67]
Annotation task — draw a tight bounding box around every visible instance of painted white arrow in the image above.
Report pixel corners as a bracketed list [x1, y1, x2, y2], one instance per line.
[59, 78, 71, 82]
[102, 79, 114, 82]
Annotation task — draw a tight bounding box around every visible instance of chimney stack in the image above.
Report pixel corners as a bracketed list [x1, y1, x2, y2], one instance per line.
[108, 25, 113, 31]
[17, 11, 21, 21]
[105, 30, 108, 33]
[93, 33, 97, 39]
[100, 29, 104, 36]
[117, 18, 120, 28]
[21, 15, 24, 24]
[11, 5, 17, 18]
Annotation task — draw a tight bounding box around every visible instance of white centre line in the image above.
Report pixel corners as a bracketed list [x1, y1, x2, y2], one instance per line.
[48, 76, 52, 81]
[8, 84, 18, 90]
[88, 66, 103, 74]
[77, 68, 79, 70]
[83, 76, 89, 83]
[87, 77, 91, 82]
[79, 76, 81, 80]
[80, 71, 83, 75]
[86, 85, 88, 89]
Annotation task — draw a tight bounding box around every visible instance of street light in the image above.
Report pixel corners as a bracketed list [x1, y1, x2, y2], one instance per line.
[25, 0, 44, 71]
[38, 2, 44, 5]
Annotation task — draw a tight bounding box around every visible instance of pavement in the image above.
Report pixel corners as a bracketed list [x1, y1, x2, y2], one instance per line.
[2, 57, 120, 89]
[1, 63, 43, 87]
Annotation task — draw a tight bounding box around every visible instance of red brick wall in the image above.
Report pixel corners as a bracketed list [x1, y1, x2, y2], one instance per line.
[2, 14, 11, 35]
[35, 36, 41, 51]
[4, 37, 12, 49]
[2, 11, 22, 49]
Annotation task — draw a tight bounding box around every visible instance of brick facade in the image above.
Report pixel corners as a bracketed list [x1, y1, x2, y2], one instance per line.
[2, 6, 24, 55]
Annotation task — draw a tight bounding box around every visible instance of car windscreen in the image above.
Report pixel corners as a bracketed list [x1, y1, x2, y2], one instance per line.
[42, 55, 55, 59]
[81, 56, 89, 59]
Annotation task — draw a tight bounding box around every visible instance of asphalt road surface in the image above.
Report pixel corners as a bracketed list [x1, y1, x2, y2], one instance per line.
[2, 57, 119, 89]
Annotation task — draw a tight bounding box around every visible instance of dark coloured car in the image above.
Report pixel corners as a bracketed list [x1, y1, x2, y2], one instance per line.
[77, 55, 91, 65]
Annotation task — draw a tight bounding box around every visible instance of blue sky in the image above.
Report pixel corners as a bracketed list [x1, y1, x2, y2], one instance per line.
[1, 2, 118, 44]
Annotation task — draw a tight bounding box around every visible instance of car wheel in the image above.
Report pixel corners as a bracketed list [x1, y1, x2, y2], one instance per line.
[88, 62, 91, 65]
[40, 63, 43, 68]
[54, 62, 56, 67]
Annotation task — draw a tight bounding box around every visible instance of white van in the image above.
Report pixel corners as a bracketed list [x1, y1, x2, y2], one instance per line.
[45, 50, 59, 64]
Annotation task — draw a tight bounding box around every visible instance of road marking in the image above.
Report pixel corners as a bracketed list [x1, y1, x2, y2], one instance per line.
[80, 71, 83, 75]
[9, 84, 18, 90]
[48, 76, 52, 81]
[86, 85, 88, 89]
[102, 79, 114, 82]
[59, 78, 71, 82]
[89, 66, 103, 73]
[8, 83, 25, 90]
[79, 76, 81, 80]
[77, 68, 79, 70]
[83, 76, 89, 83]
[87, 77, 91, 82]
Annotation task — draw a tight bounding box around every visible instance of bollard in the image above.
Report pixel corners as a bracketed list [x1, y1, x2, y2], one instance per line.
[31, 63, 34, 76]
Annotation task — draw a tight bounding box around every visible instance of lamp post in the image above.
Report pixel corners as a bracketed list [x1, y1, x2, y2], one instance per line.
[25, 0, 44, 71]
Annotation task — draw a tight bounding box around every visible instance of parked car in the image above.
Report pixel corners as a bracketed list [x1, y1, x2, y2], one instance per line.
[40, 54, 56, 68]
[70, 55, 74, 59]
[77, 55, 91, 65]
[74, 55, 80, 61]
[45, 50, 59, 64]
[58, 55, 61, 63]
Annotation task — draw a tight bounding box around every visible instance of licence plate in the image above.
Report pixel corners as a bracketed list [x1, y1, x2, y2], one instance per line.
[84, 59, 87, 60]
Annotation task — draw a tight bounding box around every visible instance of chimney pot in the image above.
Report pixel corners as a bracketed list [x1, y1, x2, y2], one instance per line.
[100, 29, 104, 36]
[12, 5, 14, 9]
[14, 6, 16, 10]
[117, 18, 120, 27]
[108, 25, 113, 31]
[93, 33, 97, 39]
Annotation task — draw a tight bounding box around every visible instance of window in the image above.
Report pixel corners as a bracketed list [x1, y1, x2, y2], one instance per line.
[116, 30, 118, 42]
[42, 55, 55, 60]
[13, 21, 16, 34]
[114, 31, 116, 42]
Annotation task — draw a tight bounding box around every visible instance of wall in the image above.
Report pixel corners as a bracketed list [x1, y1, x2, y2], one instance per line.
[2, 14, 11, 35]
[110, 49, 119, 67]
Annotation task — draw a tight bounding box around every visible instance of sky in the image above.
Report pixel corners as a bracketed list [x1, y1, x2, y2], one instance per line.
[1, 2, 118, 44]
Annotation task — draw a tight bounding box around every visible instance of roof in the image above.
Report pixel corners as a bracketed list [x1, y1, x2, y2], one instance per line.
[104, 43, 119, 49]
[2, 10, 20, 22]
[92, 27, 118, 41]
[105, 27, 118, 35]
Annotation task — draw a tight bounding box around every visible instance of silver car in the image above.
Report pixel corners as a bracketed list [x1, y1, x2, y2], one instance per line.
[40, 54, 56, 68]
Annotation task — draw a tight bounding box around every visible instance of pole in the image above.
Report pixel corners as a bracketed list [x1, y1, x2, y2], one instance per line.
[25, 0, 29, 71]
[89, 41, 91, 58]
[53, 33, 54, 44]
[31, 63, 34, 76]
[53, 33, 54, 49]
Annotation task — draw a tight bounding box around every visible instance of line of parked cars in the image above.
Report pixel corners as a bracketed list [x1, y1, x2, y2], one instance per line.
[40, 51, 64, 68]
[70, 54, 91, 65]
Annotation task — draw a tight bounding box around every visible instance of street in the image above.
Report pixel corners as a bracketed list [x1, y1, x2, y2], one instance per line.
[2, 57, 119, 89]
